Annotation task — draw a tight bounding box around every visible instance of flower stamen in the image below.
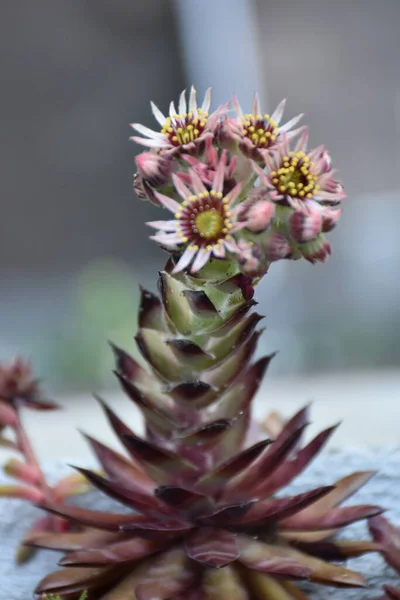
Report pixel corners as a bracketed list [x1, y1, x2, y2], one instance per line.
[162, 109, 208, 147]
[272, 151, 320, 199]
[242, 113, 278, 149]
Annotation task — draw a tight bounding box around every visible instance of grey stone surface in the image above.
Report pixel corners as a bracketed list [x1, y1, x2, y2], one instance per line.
[1, 449, 400, 599]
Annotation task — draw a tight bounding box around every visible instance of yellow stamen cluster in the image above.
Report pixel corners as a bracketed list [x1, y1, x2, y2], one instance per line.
[173, 190, 233, 251]
[161, 108, 208, 147]
[242, 113, 278, 148]
[271, 151, 321, 199]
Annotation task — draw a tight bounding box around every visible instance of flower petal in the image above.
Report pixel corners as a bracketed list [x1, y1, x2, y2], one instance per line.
[153, 191, 182, 214]
[189, 85, 198, 116]
[178, 89, 187, 115]
[190, 248, 212, 272]
[201, 87, 212, 113]
[150, 102, 166, 126]
[146, 220, 178, 232]
[271, 98, 286, 125]
[130, 136, 170, 148]
[172, 246, 197, 273]
[130, 123, 166, 140]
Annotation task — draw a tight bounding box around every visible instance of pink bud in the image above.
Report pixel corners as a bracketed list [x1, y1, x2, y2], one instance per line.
[53, 471, 92, 501]
[3, 458, 42, 485]
[301, 234, 332, 263]
[135, 151, 172, 188]
[289, 208, 323, 243]
[239, 199, 275, 234]
[263, 231, 292, 262]
[0, 483, 44, 502]
[321, 207, 342, 232]
[0, 400, 17, 427]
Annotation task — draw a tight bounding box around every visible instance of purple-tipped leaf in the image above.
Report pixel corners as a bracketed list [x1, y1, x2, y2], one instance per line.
[185, 527, 239, 567]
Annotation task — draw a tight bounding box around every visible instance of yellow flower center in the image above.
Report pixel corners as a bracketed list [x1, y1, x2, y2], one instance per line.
[161, 109, 208, 147]
[242, 113, 278, 148]
[271, 151, 320, 199]
[174, 190, 233, 251]
[194, 210, 224, 239]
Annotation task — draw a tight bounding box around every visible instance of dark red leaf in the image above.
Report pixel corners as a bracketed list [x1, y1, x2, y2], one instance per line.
[185, 527, 239, 567]
[154, 486, 214, 519]
[59, 536, 165, 566]
[252, 425, 338, 497]
[197, 439, 272, 495]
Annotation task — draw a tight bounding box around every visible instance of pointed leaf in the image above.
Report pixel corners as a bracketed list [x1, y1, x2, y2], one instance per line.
[37, 501, 150, 531]
[247, 572, 303, 600]
[154, 486, 214, 519]
[223, 423, 308, 499]
[26, 529, 120, 551]
[203, 563, 250, 600]
[115, 372, 182, 433]
[204, 329, 262, 390]
[110, 343, 155, 392]
[281, 504, 383, 530]
[197, 439, 272, 495]
[212, 356, 275, 421]
[158, 271, 193, 335]
[253, 425, 338, 497]
[286, 471, 376, 522]
[238, 536, 367, 587]
[175, 419, 233, 446]
[182, 289, 220, 318]
[216, 487, 334, 527]
[122, 433, 199, 485]
[35, 565, 114, 595]
[138, 286, 165, 331]
[135, 328, 194, 382]
[134, 547, 197, 600]
[59, 537, 165, 566]
[290, 539, 380, 561]
[369, 515, 400, 573]
[82, 433, 153, 491]
[185, 527, 239, 567]
[70, 466, 168, 516]
[205, 313, 264, 362]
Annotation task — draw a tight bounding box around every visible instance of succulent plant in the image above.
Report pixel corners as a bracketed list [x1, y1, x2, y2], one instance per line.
[1, 87, 383, 599]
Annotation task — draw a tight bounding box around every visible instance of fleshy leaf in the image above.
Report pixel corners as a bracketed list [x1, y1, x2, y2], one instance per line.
[369, 515, 400, 574]
[134, 547, 197, 600]
[185, 527, 239, 567]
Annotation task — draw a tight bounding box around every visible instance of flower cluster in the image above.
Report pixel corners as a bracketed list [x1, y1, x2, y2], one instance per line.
[0, 358, 89, 563]
[132, 87, 344, 277]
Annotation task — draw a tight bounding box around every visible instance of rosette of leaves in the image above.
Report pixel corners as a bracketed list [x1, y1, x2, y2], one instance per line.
[25, 265, 382, 599]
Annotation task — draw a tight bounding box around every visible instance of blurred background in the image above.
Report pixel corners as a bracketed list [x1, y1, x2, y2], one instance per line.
[0, 0, 399, 451]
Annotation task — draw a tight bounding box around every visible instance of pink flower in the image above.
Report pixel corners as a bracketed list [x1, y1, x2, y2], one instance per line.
[147, 152, 244, 273]
[254, 129, 346, 210]
[224, 94, 303, 160]
[130, 86, 224, 153]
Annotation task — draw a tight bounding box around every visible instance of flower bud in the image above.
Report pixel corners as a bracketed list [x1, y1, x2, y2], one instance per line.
[321, 207, 342, 232]
[0, 483, 44, 502]
[3, 458, 41, 485]
[238, 198, 275, 234]
[262, 231, 292, 262]
[300, 234, 332, 263]
[135, 151, 172, 188]
[289, 207, 323, 243]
